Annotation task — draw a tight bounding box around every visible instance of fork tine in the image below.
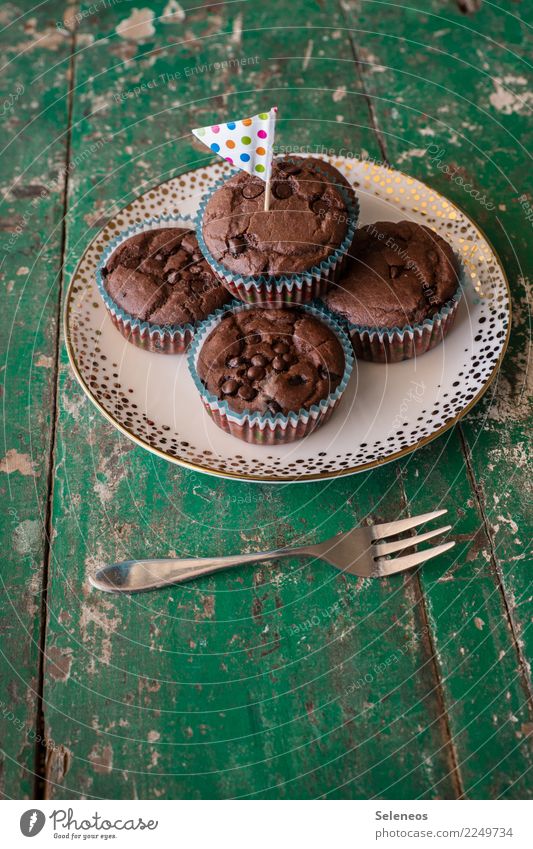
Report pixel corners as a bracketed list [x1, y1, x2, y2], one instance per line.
[372, 509, 447, 540]
[376, 541, 455, 576]
[374, 525, 452, 557]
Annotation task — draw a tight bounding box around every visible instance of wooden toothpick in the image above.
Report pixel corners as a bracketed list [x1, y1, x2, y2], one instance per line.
[264, 178, 271, 212]
[263, 106, 277, 212]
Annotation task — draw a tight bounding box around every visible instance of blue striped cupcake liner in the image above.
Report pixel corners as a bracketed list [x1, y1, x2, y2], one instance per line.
[195, 157, 360, 307]
[96, 215, 215, 354]
[320, 253, 466, 363]
[188, 301, 355, 444]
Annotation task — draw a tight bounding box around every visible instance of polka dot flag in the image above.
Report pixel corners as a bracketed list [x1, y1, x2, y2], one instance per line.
[192, 107, 278, 183]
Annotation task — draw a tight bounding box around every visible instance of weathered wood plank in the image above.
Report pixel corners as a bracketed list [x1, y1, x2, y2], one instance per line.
[340, 0, 532, 798]
[0, 1, 73, 798]
[42, 0, 459, 799]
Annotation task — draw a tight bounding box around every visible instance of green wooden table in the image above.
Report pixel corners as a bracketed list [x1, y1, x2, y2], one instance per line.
[1, 0, 531, 800]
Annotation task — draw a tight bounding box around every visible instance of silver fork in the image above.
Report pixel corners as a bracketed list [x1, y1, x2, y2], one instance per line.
[90, 509, 454, 593]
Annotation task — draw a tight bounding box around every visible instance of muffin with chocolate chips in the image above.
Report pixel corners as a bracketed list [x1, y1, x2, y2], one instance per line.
[196, 156, 359, 307]
[188, 303, 353, 444]
[323, 220, 463, 362]
[97, 220, 232, 353]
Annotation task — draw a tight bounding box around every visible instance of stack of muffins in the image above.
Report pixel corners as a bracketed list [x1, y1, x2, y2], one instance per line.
[97, 156, 462, 445]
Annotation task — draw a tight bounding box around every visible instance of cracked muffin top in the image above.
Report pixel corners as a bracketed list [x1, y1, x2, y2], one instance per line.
[324, 221, 460, 328]
[196, 307, 345, 416]
[102, 227, 230, 325]
[200, 157, 353, 277]
[301, 156, 357, 204]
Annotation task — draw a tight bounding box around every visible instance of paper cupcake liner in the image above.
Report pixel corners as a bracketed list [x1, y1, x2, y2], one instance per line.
[96, 215, 201, 355]
[321, 254, 465, 363]
[188, 301, 354, 445]
[195, 158, 360, 307]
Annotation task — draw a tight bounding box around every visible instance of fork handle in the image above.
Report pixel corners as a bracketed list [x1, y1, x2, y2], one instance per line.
[90, 546, 315, 593]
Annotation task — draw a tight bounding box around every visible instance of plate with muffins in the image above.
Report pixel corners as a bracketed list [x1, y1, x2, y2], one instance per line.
[65, 155, 510, 481]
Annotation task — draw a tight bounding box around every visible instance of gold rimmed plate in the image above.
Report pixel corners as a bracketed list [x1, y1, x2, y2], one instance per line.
[64, 157, 511, 482]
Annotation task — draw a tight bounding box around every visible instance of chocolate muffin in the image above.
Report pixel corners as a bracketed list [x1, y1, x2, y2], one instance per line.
[197, 157, 358, 307]
[196, 307, 346, 417]
[324, 220, 460, 328]
[102, 227, 230, 326]
[323, 220, 462, 362]
[201, 157, 352, 277]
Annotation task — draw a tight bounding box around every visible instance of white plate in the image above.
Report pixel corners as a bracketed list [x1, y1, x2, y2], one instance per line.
[65, 156, 511, 482]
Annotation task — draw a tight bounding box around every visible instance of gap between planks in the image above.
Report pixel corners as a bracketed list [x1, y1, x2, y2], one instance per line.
[338, 0, 389, 163]
[457, 427, 533, 709]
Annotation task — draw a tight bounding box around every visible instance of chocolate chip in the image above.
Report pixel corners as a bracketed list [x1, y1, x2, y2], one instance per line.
[251, 354, 268, 367]
[242, 182, 264, 200]
[273, 341, 289, 354]
[272, 180, 293, 200]
[311, 197, 330, 216]
[249, 333, 261, 345]
[155, 253, 165, 262]
[288, 375, 306, 386]
[247, 366, 265, 380]
[282, 352, 296, 364]
[221, 379, 239, 395]
[267, 400, 283, 415]
[238, 384, 257, 401]
[228, 235, 246, 256]
[273, 356, 288, 372]
[227, 356, 245, 368]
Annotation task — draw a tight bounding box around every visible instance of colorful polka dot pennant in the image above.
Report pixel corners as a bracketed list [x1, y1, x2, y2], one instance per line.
[192, 107, 278, 183]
